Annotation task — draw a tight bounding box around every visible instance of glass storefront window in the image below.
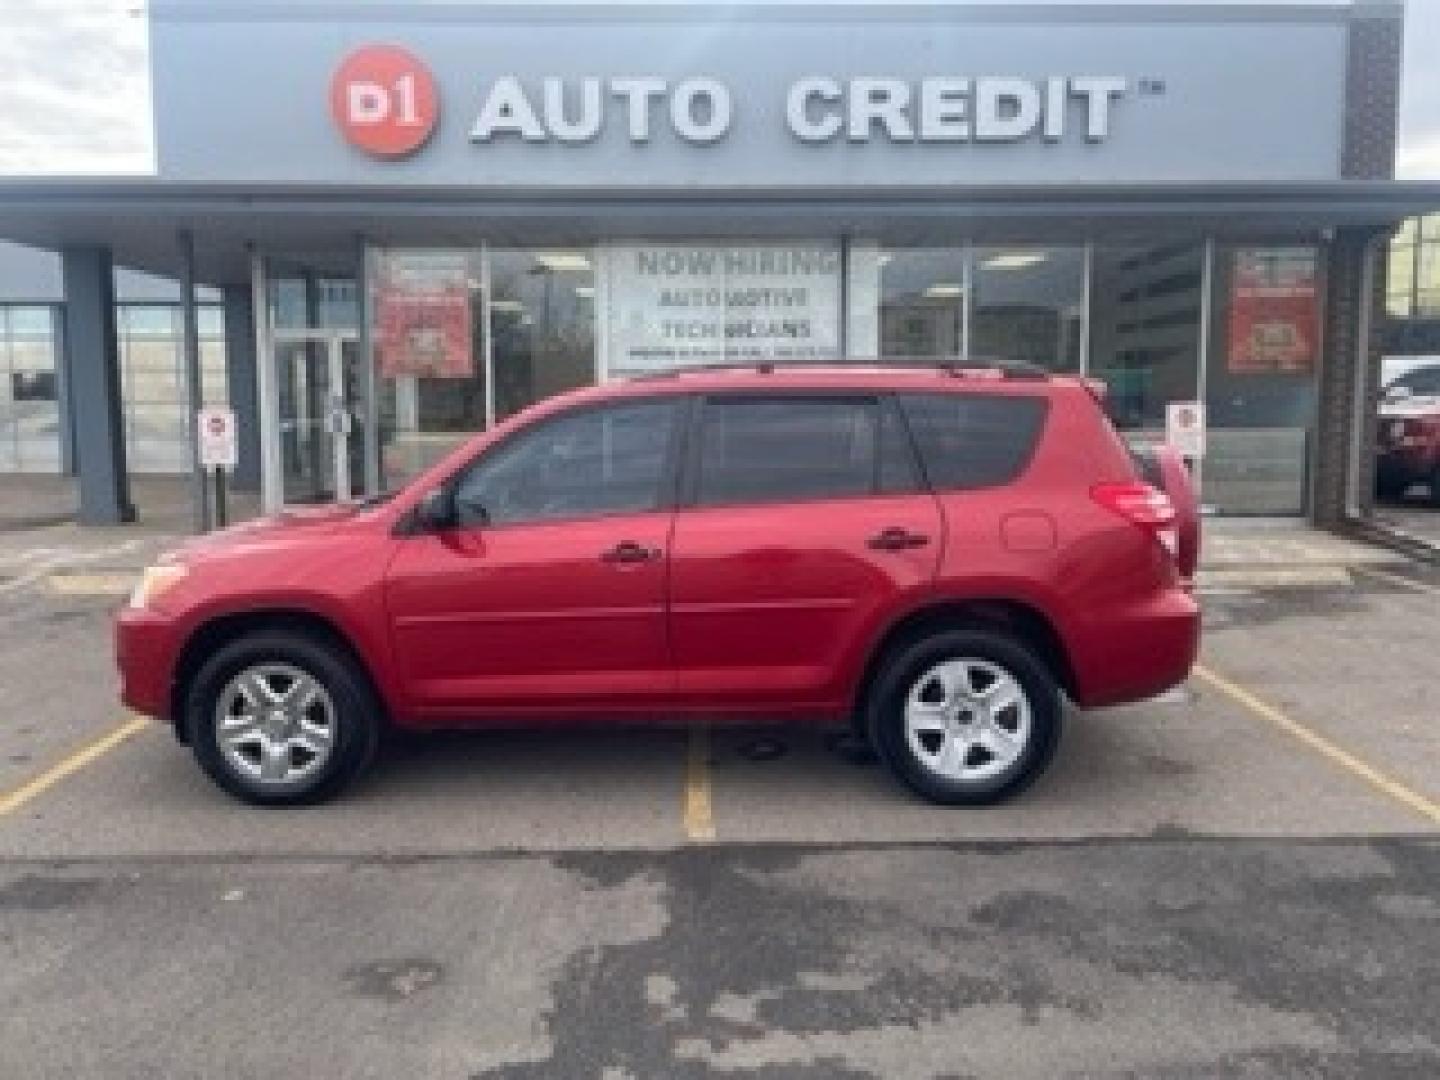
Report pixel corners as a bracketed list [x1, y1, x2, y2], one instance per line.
[874, 248, 967, 361]
[370, 248, 487, 488]
[970, 247, 1085, 371]
[369, 246, 596, 491]
[0, 305, 61, 473]
[1089, 244, 1205, 437]
[268, 270, 359, 332]
[1206, 245, 1321, 515]
[600, 242, 841, 376]
[490, 250, 595, 421]
[117, 303, 228, 473]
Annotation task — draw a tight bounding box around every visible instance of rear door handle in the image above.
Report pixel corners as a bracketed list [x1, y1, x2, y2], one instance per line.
[868, 527, 930, 552]
[601, 541, 661, 564]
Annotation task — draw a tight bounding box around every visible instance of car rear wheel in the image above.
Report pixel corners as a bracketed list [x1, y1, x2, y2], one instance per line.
[866, 628, 1062, 805]
[186, 632, 381, 805]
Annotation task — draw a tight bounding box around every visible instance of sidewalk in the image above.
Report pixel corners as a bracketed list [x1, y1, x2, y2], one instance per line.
[0, 476, 260, 586]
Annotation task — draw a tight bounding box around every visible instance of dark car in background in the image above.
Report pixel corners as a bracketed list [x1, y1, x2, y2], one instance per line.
[1376, 363, 1440, 506]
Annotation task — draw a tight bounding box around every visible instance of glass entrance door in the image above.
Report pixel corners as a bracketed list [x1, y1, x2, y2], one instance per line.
[273, 331, 361, 505]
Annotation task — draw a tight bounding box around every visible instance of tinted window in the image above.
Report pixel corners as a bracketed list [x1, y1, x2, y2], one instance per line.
[878, 397, 922, 494]
[898, 393, 1047, 490]
[696, 396, 880, 506]
[454, 398, 680, 526]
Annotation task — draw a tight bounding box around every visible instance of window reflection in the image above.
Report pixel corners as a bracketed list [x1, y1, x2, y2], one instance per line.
[970, 247, 1084, 371]
[370, 246, 596, 491]
[876, 248, 966, 361]
[1089, 244, 1205, 433]
[0, 305, 61, 472]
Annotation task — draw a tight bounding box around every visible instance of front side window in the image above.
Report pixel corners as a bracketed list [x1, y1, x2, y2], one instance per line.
[898, 393, 1048, 490]
[695, 395, 882, 507]
[453, 398, 680, 527]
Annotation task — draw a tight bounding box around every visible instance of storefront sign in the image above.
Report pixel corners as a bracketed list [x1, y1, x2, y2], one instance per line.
[374, 251, 474, 379]
[152, 13, 1348, 187]
[330, 45, 439, 158]
[1226, 249, 1320, 374]
[601, 244, 841, 375]
[467, 74, 1127, 147]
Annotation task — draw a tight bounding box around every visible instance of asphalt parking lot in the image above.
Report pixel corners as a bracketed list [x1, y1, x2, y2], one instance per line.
[2, 522, 1438, 1078]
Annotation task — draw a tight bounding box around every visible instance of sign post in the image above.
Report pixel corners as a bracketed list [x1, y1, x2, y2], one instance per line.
[197, 407, 238, 529]
[1165, 399, 1206, 503]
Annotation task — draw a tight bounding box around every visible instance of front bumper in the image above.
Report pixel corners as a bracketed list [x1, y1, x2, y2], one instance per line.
[115, 607, 179, 721]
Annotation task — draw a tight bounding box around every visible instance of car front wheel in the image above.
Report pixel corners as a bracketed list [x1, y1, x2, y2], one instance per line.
[867, 628, 1062, 805]
[186, 632, 381, 805]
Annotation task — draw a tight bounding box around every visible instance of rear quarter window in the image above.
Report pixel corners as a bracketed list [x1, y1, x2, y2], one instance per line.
[897, 393, 1048, 490]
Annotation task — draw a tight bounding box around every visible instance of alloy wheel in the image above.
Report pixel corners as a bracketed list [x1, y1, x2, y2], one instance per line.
[903, 658, 1033, 783]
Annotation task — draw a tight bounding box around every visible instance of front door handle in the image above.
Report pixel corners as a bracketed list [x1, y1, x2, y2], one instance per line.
[601, 541, 661, 564]
[868, 526, 930, 552]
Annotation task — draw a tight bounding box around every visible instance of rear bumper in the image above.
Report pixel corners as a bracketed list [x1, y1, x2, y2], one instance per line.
[1067, 588, 1200, 709]
[115, 608, 179, 721]
[1376, 447, 1437, 484]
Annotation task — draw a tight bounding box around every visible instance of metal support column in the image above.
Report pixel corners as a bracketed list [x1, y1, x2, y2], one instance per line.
[250, 249, 283, 514]
[178, 230, 209, 532]
[356, 235, 381, 498]
[59, 246, 134, 524]
[222, 284, 261, 491]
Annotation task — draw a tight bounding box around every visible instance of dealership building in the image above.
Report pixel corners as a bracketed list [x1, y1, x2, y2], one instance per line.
[0, 0, 1436, 525]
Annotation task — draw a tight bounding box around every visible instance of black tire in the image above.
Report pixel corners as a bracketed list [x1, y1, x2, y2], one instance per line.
[865, 627, 1062, 805]
[185, 632, 381, 806]
[1430, 467, 1440, 509]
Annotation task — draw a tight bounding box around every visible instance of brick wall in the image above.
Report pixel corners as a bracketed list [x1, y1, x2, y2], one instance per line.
[1311, 5, 1402, 523]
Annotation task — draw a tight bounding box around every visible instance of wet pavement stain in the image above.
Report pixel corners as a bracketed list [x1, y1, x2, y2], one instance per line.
[474, 840, 1440, 1079]
[342, 957, 445, 1002]
[0, 874, 102, 911]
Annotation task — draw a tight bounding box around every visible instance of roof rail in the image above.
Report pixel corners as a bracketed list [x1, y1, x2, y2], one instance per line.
[624, 360, 1056, 382]
[626, 362, 777, 382]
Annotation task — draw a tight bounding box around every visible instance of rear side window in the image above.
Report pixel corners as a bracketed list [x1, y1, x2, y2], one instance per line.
[897, 393, 1048, 490]
[695, 395, 882, 506]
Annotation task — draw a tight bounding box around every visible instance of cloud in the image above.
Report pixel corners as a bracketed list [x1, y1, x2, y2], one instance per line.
[0, 0, 154, 175]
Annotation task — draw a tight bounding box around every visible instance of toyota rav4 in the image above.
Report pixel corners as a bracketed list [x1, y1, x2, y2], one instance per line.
[117, 365, 1201, 806]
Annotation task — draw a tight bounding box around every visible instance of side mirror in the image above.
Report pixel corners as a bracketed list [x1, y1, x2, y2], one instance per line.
[415, 486, 456, 532]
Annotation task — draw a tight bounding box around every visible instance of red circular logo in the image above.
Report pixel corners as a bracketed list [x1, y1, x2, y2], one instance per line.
[330, 45, 438, 158]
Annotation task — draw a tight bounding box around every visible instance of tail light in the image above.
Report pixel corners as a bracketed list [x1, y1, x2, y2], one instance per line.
[1386, 416, 1440, 447]
[1091, 481, 1179, 559]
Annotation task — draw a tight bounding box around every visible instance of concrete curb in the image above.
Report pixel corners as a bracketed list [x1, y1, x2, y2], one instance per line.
[1334, 520, 1440, 566]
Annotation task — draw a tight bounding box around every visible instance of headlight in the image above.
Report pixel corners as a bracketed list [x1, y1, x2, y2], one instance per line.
[128, 564, 188, 610]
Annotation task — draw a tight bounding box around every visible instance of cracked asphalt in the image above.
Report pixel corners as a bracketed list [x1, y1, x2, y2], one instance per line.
[1, 524, 1438, 1078]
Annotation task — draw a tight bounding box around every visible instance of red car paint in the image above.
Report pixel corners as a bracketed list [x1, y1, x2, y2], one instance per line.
[117, 367, 1200, 730]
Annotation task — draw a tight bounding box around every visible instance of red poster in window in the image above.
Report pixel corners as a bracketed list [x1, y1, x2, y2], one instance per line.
[1227, 249, 1319, 374]
[374, 253, 474, 379]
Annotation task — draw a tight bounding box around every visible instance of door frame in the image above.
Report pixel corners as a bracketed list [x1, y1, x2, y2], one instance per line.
[262, 326, 363, 509]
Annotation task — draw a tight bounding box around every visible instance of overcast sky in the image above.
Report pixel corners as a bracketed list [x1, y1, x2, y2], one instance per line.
[0, 0, 1436, 179]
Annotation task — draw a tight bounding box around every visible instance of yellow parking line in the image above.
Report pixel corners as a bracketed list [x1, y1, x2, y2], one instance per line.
[1193, 664, 1440, 827]
[684, 723, 716, 842]
[1350, 564, 1440, 596]
[0, 715, 150, 818]
[47, 572, 137, 596]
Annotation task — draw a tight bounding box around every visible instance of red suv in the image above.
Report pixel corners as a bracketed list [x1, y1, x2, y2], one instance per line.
[1376, 363, 1440, 505]
[117, 366, 1200, 806]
